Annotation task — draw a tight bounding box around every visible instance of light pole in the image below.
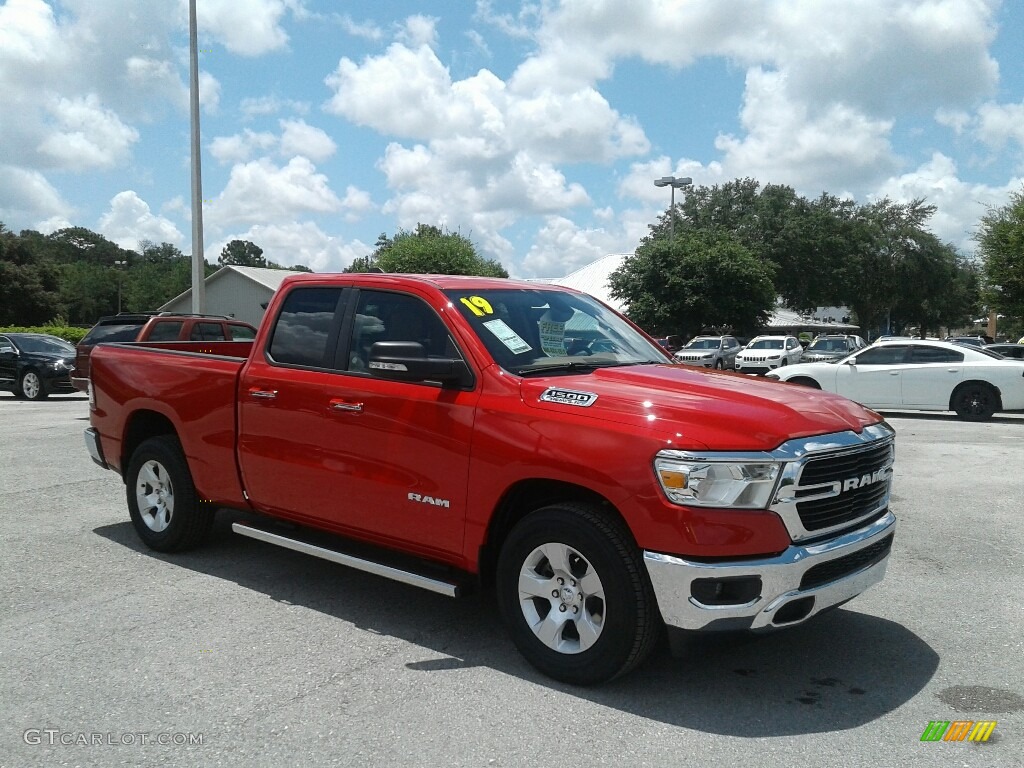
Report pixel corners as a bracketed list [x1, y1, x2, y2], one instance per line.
[653, 175, 692, 243]
[114, 260, 127, 313]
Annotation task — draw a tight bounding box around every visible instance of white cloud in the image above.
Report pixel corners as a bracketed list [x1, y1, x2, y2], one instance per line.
[199, 71, 221, 114]
[211, 222, 371, 272]
[340, 186, 374, 222]
[335, 14, 383, 41]
[195, 0, 290, 56]
[973, 101, 1024, 153]
[210, 120, 337, 165]
[714, 68, 898, 195]
[279, 119, 337, 162]
[872, 153, 1023, 253]
[239, 95, 310, 119]
[0, 164, 74, 229]
[398, 15, 439, 48]
[210, 130, 277, 165]
[211, 157, 342, 227]
[35, 94, 140, 170]
[97, 191, 185, 250]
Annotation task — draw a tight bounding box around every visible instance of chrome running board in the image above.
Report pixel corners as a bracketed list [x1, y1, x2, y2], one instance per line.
[232, 522, 461, 597]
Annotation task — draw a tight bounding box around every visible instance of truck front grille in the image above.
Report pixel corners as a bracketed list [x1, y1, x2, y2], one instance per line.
[793, 442, 893, 532]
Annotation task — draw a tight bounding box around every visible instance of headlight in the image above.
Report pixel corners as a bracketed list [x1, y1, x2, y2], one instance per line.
[655, 452, 783, 508]
[51, 360, 67, 370]
[767, 353, 781, 359]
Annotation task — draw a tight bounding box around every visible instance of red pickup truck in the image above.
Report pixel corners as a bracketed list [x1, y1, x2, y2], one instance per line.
[84, 273, 896, 684]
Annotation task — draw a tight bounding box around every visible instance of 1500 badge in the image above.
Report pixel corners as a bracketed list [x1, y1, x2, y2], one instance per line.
[539, 388, 598, 407]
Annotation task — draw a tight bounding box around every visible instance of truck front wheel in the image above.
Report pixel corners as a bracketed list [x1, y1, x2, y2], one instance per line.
[125, 436, 214, 552]
[496, 503, 660, 685]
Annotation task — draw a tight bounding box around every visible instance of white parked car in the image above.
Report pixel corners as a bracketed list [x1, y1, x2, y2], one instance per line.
[733, 335, 803, 374]
[765, 340, 1024, 421]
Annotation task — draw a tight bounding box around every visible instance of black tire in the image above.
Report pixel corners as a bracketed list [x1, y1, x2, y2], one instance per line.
[125, 436, 214, 552]
[789, 376, 821, 389]
[714, 359, 724, 369]
[18, 370, 48, 400]
[951, 382, 997, 421]
[496, 503, 660, 685]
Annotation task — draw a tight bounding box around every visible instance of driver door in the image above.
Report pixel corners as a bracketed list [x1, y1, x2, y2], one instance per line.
[834, 344, 908, 407]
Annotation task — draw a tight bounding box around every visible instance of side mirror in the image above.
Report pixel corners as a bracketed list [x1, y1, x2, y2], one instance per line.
[367, 341, 474, 389]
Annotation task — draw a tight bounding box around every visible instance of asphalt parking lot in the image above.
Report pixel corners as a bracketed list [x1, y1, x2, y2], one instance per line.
[1, 392, 1022, 768]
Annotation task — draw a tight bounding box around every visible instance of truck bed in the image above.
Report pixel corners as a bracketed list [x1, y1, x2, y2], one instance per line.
[89, 341, 253, 509]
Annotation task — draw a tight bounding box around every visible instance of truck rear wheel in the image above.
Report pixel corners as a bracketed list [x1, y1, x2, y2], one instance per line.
[496, 503, 660, 685]
[126, 436, 214, 552]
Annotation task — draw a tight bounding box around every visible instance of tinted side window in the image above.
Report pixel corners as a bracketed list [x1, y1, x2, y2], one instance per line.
[910, 346, 964, 364]
[191, 322, 227, 341]
[855, 346, 908, 365]
[229, 324, 256, 341]
[0, 337, 13, 354]
[82, 323, 145, 344]
[346, 290, 457, 375]
[147, 321, 183, 341]
[268, 288, 343, 368]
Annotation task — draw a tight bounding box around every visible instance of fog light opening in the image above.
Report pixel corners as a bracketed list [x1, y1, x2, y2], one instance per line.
[691, 576, 762, 607]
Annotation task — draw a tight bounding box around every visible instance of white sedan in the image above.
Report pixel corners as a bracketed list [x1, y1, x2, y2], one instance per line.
[765, 340, 1024, 421]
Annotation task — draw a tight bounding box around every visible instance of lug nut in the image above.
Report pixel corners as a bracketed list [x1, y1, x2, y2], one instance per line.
[557, 578, 564, 585]
[572, 606, 578, 614]
[552, 590, 559, 598]
[570, 579, 576, 587]
[559, 605, 567, 612]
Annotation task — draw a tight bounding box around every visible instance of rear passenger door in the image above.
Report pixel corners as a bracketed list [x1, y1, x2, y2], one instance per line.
[900, 345, 964, 408]
[237, 284, 478, 558]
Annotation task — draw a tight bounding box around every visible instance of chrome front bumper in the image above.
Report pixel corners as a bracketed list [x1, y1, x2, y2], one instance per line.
[84, 427, 108, 470]
[644, 510, 895, 632]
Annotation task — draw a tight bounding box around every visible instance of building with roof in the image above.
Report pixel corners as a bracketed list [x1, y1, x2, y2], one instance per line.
[158, 265, 301, 327]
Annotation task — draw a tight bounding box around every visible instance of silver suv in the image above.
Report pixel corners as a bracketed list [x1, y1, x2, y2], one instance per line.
[734, 335, 803, 374]
[674, 335, 742, 369]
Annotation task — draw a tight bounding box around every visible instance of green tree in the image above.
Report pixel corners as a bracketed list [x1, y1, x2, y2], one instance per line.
[836, 198, 937, 335]
[609, 229, 776, 338]
[976, 187, 1024, 323]
[349, 224, 508, 277]
[0, 225, 63, 324]
[219, 239, 268, 268]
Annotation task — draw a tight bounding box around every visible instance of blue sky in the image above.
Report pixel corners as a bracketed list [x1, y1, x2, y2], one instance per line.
[2, 0, 1023, 279]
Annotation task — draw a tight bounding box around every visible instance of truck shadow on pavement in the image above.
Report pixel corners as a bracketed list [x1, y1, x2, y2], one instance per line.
[95, 512, 938, 738]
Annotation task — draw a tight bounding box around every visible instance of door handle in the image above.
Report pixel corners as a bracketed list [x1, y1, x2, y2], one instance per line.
[248, 388, 278, 400]
[330, 399, 363, 413]
[889, 371, 899, 375]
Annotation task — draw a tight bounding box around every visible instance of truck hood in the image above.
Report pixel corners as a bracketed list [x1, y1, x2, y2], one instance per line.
[519, 363, 881, 452]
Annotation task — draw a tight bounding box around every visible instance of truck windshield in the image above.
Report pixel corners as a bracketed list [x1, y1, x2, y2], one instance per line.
[685, 339, 721, 350]
[444, 288, 668, 375]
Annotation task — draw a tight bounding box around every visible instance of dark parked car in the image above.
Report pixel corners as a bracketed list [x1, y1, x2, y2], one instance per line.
[73, 313, 257, 391]
[799, 334, 867, 363]
[946, 335, 991, 347]
[0, 333, 78, 400]
[985, 343, 1024, 360]
[654, 335, 683, 354]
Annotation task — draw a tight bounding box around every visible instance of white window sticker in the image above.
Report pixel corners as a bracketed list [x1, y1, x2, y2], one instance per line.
[539, 320, 566, 356]
[483, 319, 533, 354]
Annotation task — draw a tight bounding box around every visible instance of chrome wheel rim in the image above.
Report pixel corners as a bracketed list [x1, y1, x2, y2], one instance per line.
[136, 459, 174, 532]
[517, 542, 606, 654]
[23, 372, 41, 399]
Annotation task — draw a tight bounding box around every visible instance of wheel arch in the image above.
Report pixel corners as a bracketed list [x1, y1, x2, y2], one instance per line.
[949, 379, 1002, 412]
[477, 479, 629, 590]
[121, 409, 179, 477]
[787, 375, 821, 389]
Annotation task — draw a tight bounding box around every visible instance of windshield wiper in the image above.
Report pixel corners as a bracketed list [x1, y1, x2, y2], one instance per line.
[516, 360, 659, 376]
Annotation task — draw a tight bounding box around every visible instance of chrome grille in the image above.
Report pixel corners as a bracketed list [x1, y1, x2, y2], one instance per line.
[793, 442, 894, 532]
